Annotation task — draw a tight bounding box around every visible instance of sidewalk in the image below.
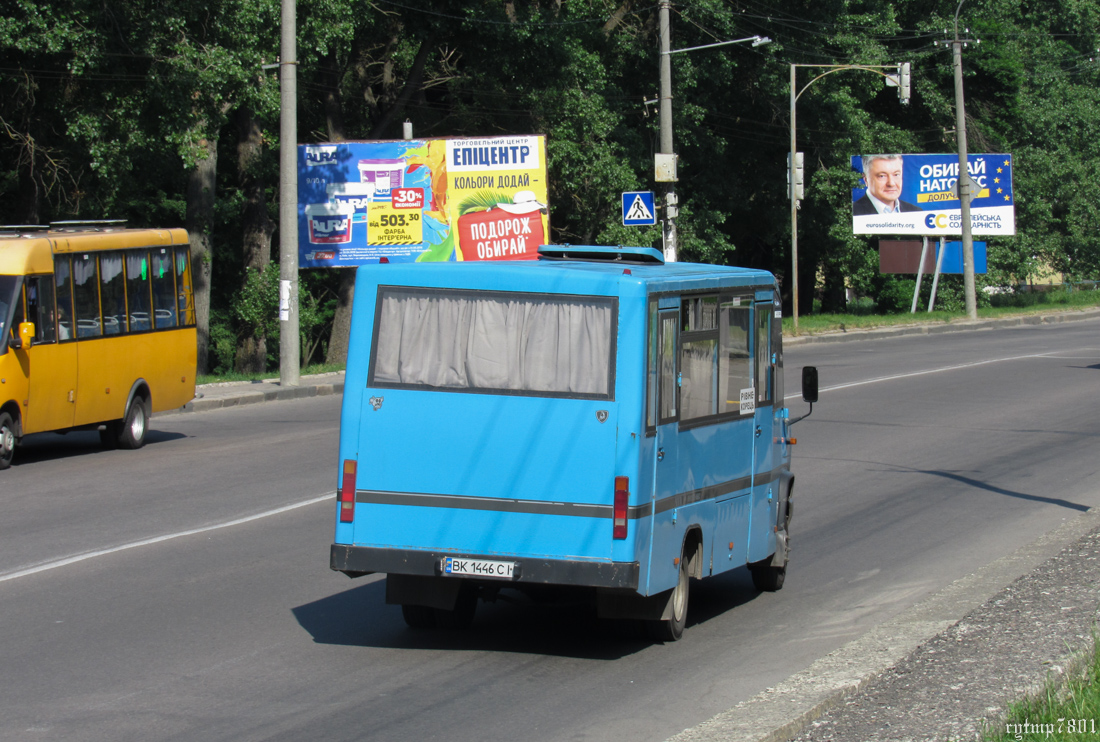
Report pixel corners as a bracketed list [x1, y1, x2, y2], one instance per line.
[166, 370, 345, 416]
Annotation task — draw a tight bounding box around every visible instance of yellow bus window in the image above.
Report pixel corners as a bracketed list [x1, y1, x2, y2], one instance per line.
[100, 252, 125, 335]
[73, 255, 102, 338]
[174, 247, 195, 326]
[55, 257, 74, 341]
[151, 250, 177, 329]
[126, 252, 152, 332]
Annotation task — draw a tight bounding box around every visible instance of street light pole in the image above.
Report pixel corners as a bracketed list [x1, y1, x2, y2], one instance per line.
[789, 63, 910, 334]
[278, 0, 300, 386]
[789, 64, 800, 334]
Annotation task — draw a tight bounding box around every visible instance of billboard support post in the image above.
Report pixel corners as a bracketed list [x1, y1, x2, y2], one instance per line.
[929, 237, 947, 312]
[911, 236, 929, 313]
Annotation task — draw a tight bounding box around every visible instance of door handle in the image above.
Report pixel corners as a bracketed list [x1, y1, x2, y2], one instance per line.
[755, 426, 762, 438]
[657, 448, 665, 461]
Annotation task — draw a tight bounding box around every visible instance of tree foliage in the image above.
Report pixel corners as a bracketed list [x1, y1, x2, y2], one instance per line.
[3, 0, 1099, 371]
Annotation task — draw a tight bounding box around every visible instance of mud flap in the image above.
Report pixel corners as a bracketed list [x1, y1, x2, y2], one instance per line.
[596, 587, 676, 621]
[770, 472, 794, 568]
[385, 573, 463, 611]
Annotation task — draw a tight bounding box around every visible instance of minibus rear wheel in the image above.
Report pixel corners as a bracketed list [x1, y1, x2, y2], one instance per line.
[648, 555, 689, 642]
[0, 411, 15, 470]
[117, 396, 148, 450]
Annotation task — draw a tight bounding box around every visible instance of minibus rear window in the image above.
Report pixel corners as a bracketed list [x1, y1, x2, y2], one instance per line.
[369, 286, 616, 399]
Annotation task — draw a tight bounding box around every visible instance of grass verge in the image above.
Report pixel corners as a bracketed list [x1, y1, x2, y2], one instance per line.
[982, 634, 1100, 741]
[197, 362, 345, 386]
[784, 289, 1100, 336]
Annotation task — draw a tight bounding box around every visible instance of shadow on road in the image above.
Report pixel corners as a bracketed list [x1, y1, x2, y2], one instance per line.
[12, 429, 187, 466]
[293, 567, 764, 659]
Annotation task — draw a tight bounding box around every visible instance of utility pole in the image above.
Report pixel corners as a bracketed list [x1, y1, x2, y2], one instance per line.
[656, 5, 769, 264]
[657, 0, 677, 262]
[278, 0, 300, 386]
[950, 1, 978, 320]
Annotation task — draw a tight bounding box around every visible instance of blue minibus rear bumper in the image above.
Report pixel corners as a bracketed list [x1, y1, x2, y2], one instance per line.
[330, 544, 640, 590]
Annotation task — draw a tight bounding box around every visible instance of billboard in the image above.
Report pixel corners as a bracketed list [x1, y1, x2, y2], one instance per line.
[851, 153, 1014, 236]
[298, 135, 549, 267]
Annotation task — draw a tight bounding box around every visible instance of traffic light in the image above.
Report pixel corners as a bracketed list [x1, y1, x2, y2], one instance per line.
[788, 151, 804, 201]
[898, 62, 911, 105]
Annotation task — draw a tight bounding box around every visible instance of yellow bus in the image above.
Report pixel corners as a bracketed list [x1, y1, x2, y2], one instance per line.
[0, 225, 197, 469]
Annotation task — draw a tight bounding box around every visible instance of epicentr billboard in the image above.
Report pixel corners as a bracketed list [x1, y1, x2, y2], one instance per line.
[298, 135, 549, 267]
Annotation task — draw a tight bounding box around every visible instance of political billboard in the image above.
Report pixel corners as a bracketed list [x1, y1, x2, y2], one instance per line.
[298, 135, 549, 267]
[851, 153, 1014, 236]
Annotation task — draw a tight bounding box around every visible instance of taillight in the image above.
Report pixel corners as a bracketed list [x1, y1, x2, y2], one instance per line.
[613, 476, 629, 539]
[339, 459, 357, 523]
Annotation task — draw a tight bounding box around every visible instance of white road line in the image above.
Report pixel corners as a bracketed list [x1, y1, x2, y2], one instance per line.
[0, 493, 335, 584]
[784, 350, 1088, 400]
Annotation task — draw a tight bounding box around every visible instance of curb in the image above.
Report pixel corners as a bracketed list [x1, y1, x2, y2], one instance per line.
[664, 512, 1100, 742]
[184, 381, 345, 413]
[156, 374, 345, 417]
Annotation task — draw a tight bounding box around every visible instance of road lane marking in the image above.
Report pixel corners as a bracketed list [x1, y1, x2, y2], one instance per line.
[0, 493, 335, 584]
[784, 350, 1094, 400]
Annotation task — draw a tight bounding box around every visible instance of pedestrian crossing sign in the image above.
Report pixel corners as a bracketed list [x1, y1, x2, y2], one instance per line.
[622, 191, 657, 226]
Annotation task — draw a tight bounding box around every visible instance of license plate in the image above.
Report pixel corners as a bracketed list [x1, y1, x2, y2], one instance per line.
[442, 556, 515, 579]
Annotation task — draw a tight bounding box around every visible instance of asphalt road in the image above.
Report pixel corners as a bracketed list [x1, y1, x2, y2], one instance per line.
[2, 318, 1099, 742]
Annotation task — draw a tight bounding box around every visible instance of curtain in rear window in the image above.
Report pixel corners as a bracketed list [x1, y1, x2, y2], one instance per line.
[371, 287, 615, 399]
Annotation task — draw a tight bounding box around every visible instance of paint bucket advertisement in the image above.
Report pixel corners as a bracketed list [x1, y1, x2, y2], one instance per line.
[297, 135, 549, 267]
[305, 203, 353, 244]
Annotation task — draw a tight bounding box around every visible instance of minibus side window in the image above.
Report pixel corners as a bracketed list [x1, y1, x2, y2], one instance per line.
[72, 254, 102, 338]
[755, 304, 772, 405]
[719, 298, 752, 414]
[55, 256, 74, 341]
[646, 299, 659, 429]
[657, 311, 678, 423]
[99, 252, 126, 335]
[680, 296, 718, 420]
[126, 251, 152, 332]
[771, 305, 784, 403]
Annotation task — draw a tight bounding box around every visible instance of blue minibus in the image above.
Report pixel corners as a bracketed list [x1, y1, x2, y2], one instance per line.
[330, 245, 817, 640]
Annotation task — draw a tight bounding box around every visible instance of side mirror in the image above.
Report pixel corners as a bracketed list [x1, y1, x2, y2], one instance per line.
[802, 366, 819, 404]
[19, 321, 35, 348]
